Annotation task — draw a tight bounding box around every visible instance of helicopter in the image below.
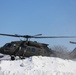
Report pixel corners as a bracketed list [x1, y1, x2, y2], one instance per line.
[0, 33, 76, 60]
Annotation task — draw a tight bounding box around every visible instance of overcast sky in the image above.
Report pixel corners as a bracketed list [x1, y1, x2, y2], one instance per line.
[0, 0, 76, 51]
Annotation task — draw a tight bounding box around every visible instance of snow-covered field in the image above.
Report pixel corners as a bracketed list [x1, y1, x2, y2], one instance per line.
[0, 56, 76, 75]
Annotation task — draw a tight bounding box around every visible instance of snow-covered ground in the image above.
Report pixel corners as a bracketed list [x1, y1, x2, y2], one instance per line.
[0, 56, 76, 75]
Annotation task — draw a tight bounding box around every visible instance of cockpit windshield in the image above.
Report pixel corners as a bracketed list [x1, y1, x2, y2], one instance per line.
[3, 43, 12, 48]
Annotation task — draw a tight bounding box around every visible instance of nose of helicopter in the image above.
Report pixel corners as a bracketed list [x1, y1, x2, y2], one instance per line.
[0, 47, 4, 53]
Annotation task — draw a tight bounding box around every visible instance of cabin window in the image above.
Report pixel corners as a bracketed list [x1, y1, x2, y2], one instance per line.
[32, 48, 35, 52]
[27, 47, 30, 51]
[27, 47, 36, 52]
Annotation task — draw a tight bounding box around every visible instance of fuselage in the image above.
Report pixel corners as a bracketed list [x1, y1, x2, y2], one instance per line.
[0, 41, 52, 57]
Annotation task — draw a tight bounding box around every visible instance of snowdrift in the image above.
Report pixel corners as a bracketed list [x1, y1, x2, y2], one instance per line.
[0, 56, 76, 75]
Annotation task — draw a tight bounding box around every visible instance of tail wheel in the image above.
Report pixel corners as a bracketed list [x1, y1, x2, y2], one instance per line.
[11, 56, 15, 60]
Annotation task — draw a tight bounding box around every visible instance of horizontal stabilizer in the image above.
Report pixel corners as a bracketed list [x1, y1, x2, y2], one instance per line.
[70, 41, 76, 44]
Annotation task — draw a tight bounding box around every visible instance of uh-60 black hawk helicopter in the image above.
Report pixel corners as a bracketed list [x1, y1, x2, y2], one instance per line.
[0, 33, 76, 60]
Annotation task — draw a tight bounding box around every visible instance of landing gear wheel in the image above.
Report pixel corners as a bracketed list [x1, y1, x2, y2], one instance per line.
[19, 56, 25, 59]
[11, 56, 15, 60]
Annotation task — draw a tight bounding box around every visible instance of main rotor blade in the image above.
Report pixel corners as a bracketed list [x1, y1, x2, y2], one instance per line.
[0, 33, 35, 38]
[0, 33, 23, 37]
[0, 33, 76, 39]
[33, 36, 76, 38]
[33, 34, 42, 37]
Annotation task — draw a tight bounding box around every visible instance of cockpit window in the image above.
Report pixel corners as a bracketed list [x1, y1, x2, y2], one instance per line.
[3, 43, 17, 48]
[8, 44, 11, 47]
